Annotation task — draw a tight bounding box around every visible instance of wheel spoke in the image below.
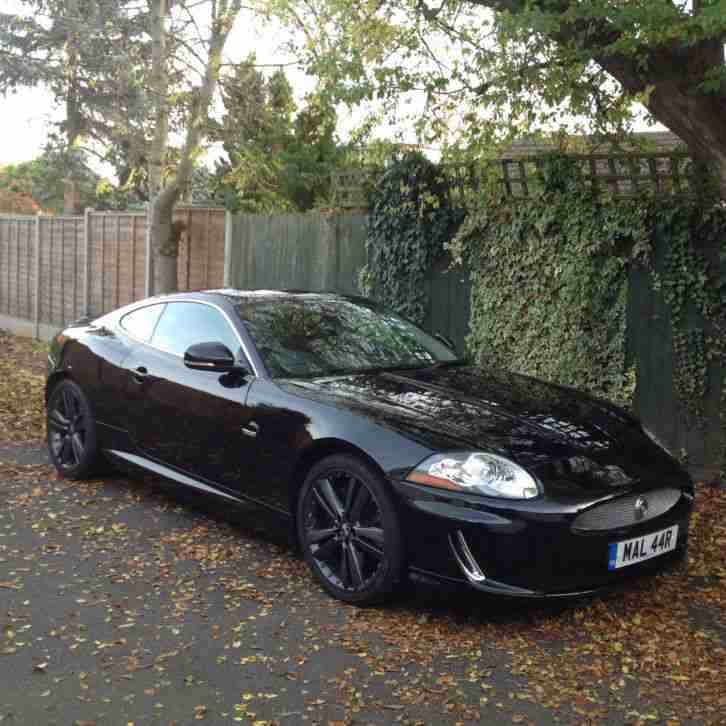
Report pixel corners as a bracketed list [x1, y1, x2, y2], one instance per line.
[318, 478, 345, 519]
[347, 542, 365, 587]
[60, 436, 73, 464]
[339, 543, 351, 587]
[307, 526, 338, 545]
[344, 476, 357, 514]
[71, 433, 84, 463]
[352, 535, 383, 560]
[62, 390, 77, 419]
[313, 534, 341, 562]
[349, 483, 371, 523]
[50, 433, 64, 457]
[352, 526, 384, 545]
[48, 409, 70, 433]
[312, 488, 338, 524]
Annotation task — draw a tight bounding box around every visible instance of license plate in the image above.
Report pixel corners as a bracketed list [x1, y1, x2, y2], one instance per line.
[608, 524, 679, 570]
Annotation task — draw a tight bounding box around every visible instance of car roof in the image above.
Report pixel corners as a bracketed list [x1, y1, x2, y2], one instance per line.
[201, 289, 375, 306]
[99, 289, 378, 326]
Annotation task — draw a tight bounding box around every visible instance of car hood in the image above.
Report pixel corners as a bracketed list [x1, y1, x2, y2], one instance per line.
[286, 364, 683, 487]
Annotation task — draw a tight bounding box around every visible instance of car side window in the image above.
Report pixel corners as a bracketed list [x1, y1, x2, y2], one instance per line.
[119, 304, 165, 342]
[151, 302, 241, 359]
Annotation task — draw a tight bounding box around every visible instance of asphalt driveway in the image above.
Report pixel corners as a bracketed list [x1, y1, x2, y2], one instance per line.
[1, 330, 725, 725]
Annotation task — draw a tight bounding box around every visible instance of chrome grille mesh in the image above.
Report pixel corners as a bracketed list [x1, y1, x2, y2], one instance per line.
[572, 488, 681, 532]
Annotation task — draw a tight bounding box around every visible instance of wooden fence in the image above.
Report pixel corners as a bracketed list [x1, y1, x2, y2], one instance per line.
[0, 207, 225, 338]
[1, 203, 721, 472]
[227, 212, 369, 295]
[331, 151, 700, 207]
[628, 233, 724, 475]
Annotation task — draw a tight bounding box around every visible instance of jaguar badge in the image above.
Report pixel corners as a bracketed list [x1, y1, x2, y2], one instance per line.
[634, 496, 649, 520]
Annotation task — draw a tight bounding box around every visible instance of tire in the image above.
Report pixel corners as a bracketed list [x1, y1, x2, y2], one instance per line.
[296, 453, 405, 605]
[46, 379, 103, 480]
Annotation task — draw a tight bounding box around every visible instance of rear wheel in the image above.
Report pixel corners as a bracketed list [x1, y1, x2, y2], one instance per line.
[47, 380, 102, 479]
[297, 454, 405, 605]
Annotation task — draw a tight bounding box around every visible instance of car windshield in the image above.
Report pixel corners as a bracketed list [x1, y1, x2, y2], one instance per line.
[234, 295, 460, 378]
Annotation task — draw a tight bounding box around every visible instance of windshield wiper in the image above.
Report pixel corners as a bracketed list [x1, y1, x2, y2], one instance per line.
[425, 358, 469, 370]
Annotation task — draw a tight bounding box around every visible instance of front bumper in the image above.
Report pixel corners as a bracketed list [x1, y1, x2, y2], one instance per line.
[391, 479, 693, 599]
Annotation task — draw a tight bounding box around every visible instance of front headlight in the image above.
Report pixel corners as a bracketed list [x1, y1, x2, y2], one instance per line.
[642, 425, 675, 458]
[407, 452, 539, 499]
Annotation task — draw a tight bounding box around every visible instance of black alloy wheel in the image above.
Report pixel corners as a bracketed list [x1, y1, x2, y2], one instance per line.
[47, 380, 101, 479]
[297, 454, 405, 605]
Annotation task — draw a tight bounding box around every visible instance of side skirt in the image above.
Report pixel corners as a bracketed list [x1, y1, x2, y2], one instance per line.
[104, 448, 291, 520]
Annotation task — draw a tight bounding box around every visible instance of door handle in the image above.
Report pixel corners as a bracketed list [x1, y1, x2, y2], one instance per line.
[131, 366, 149, 384]
[241, 421, 259, 438]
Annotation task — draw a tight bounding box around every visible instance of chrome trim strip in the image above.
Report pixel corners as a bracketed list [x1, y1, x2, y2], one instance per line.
[117, 298, 262, 377]
[449, 530, 486, 583]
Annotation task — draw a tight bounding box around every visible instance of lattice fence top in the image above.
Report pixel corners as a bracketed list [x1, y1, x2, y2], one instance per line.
[495, 151, 697, 198]
[331, 151, 701, 208]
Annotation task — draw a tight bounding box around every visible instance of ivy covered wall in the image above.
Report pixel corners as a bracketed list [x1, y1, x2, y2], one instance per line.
[364, 153, 726, 475]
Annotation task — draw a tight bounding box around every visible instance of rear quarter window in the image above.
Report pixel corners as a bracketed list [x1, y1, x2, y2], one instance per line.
[119, 304, 165, 342]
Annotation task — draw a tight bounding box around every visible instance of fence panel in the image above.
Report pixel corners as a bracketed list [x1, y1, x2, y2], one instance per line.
[0, 216, 35, 322]
[424, 257, 472, 354]
[85, 211, 148, 317]
[0, 207, 227, 333]
[627, 235, 724, 472]
[37, 216, 85, 327]
[176, 207, 226, 291]
[228, 212, 368, 295]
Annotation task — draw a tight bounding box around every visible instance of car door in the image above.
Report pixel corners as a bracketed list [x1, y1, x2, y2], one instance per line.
[122, 300, 261, 499]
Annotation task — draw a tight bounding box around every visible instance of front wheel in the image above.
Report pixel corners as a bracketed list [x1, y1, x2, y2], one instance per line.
[47, 379, 102, 479]
[297, 454, 405, 605]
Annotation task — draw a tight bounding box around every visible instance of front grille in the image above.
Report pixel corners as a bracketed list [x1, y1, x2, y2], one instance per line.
[572, 487, 681, 532]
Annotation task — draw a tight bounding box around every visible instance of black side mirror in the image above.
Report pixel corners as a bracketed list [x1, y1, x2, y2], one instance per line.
[184, 342, 242, 373]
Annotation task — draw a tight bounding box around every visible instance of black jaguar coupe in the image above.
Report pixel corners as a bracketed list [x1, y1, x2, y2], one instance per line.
[45, 289, 694, 604]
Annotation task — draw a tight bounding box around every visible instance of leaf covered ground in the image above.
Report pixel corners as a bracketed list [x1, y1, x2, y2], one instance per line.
[0, 329, 724, 725]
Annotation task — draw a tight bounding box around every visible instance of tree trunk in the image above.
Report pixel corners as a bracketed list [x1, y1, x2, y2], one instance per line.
[150, 184, 180, 293]
[149, 0, 169, 200]
[590, 41, 726, 200]
[147, 0, 242, 295]
[148, 0, 171, 294]
[63, 0, 83, 215]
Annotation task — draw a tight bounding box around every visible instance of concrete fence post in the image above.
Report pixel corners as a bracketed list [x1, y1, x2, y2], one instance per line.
[33, 213, 41, 339]
[83, 208, 92, 316]
[223, 209, 233, 288]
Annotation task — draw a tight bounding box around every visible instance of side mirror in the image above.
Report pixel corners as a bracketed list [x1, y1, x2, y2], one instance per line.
[184, 342, 241, 372]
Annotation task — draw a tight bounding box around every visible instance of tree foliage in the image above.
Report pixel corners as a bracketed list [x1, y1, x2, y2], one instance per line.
[0, 1, 150, 199]
[0, 149, 102, 212]
[208, 58, 345, 212]
[449, 155, 643, 407]
[271, 0, 726, 195]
